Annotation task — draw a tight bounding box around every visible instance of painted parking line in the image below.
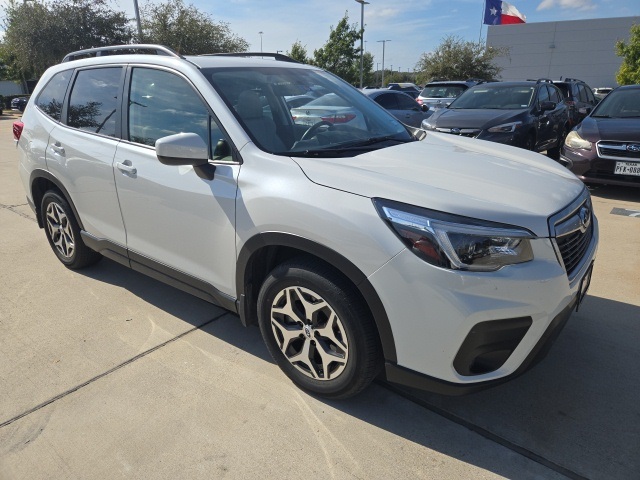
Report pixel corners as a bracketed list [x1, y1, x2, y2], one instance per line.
[610, 208, 640, 218]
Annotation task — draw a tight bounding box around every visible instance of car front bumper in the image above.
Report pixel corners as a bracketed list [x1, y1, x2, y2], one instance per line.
[369, 226, 598, 393]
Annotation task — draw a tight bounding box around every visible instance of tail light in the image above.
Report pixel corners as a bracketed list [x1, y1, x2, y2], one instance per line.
[416, 98, 423, 105]
[320, 114, 356, 124]
[13, 121, 24, 141]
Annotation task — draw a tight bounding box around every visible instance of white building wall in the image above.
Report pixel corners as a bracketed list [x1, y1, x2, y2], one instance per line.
[487, 17, 640, 88]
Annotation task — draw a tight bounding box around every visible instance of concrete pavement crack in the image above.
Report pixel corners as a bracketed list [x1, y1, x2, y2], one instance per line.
[0, 312, 227, 429]
[0, 203, 36, 223]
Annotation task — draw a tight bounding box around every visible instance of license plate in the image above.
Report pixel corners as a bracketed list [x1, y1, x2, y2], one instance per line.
[614, 162, 640, 176]
[575, 262, 594, 312]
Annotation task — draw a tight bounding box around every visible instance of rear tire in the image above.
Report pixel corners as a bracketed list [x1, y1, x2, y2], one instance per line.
[41, 191, 102, 269]
[257, 259, 381, 399]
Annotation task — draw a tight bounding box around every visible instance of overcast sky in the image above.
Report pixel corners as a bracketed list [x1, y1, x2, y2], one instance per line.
[2, 0, 639, 73]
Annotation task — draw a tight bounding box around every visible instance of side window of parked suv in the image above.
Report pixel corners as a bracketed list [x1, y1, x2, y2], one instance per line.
[128, 68, 209, 148]
[537, 85, 550, 106]
[67, 67, 122, 137]
[36, 70, 73, 121]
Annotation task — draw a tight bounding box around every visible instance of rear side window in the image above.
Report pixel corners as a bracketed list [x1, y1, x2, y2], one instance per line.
[375, 93, 398, 109]
[67, 67, 122, 137]
[36, 70, 72, 121]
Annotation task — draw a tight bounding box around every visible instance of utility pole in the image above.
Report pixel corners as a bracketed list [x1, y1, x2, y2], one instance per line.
[355, 0, 370, 89]
[377, 40, 391, 86]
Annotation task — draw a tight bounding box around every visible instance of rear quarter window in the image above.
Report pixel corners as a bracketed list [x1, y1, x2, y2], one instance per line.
[35, 70, 73, 121]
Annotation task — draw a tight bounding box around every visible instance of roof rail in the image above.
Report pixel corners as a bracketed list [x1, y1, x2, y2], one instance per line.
[62, 44, 183, 63]
[201, 52, 300, 64]
[561, 77, 583, 83]
[535, 78, 553, 84]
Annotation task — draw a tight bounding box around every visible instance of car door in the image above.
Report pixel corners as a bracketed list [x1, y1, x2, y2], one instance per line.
[112, 66, 240, 300]
[46, 66, 127, 246]
[375, 92, 420, 126]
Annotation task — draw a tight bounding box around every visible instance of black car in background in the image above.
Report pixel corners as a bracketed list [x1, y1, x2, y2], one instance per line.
[561, 84, 640, 188]
[362, 89, 432, 128]
[553, 78, 597, 127]
[421, 80, 570, 159]
[11, 96, 30, 112]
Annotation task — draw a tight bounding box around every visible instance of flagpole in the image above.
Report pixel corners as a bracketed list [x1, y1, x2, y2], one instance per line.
[479, 0, 485, 42]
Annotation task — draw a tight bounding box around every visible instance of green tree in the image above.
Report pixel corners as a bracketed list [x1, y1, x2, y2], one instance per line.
[415, 35, 506, 84]
[287, 41, 309, 63]
[616, 24, 640, 85]
[141, 0, 248, 55]
[312, 13, 362, 85]
[1, 0, 133, 80]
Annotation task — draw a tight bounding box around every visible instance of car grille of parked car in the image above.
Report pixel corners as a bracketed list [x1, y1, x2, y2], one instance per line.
[597, 141, 640, 160]
[550, 194, 594, 280]
[435, 127, 481, 138]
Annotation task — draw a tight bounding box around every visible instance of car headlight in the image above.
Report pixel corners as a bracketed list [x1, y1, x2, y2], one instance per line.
[564, 130, 592, 150]
[421, 120, 436, 130]
[374, 199, 534, 272]
[487, 121, 522, 133]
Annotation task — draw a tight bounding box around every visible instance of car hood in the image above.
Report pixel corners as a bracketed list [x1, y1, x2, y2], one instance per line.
[579, 117, 640, 143]
[429, 108, 526, 129]
[292, 133, 584, 237]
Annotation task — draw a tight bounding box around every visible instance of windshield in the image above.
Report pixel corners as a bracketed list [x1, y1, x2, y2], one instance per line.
[591, 89, 640, 118]
[202, 66, 413, 156]
[420, 84, 466, 99]
[449, 85, 534, 110]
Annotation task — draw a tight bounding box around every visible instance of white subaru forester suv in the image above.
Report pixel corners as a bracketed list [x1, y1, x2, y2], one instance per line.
[14, 45, 598, 398]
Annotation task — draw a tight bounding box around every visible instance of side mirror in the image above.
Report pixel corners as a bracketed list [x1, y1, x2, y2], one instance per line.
[156, 133, 209, 166]
[539, 101, 556, 112]
[578, 107, 591, 115]
[421, 104, 429, 112]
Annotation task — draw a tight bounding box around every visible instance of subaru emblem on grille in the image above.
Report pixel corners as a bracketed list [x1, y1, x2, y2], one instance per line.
[579, 206, 591, 230]
[627, 144, 640, 153]
[450, 128, 461, 135]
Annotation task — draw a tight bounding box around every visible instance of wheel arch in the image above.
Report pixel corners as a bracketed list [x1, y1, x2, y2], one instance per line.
[30, 169, 84, 230]
[236, 232, 397, 363]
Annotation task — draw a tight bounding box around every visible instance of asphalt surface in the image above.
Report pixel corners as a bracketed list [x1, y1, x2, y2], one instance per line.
[1, 110, 639, 479]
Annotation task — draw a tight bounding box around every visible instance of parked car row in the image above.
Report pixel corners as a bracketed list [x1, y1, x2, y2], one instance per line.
[421, 79, 569, 159]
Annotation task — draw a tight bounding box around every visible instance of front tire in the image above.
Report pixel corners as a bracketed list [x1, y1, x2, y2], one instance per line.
[257, 259, 381, 399]
[41, 191, 102, 269]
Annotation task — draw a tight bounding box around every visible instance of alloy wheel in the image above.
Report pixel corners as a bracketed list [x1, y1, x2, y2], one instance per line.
[269, 286, 349, 381]
[45, 202, 75, 259]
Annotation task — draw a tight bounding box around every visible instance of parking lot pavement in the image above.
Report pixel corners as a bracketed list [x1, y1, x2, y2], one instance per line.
[1, 110, 638, 479]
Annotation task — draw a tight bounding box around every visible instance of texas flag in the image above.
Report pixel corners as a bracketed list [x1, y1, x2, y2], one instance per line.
[484, 0, 526, 25]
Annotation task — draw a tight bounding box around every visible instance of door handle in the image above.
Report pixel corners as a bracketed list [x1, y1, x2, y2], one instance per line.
[116, 161, 137, 175]
[50, 142, 65, 155]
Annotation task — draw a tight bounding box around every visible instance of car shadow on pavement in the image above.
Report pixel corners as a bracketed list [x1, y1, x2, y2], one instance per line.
[77, 258, 224, 329]
[588, 184, 640, 203]
[78, 260, 640, 479]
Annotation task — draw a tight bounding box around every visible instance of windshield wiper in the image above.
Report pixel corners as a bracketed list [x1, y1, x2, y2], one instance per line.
[294, 136, 413, 157]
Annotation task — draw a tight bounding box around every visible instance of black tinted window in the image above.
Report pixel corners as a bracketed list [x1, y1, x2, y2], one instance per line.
[549, 86, 562, 104]
[577, 84, 589, 103]
[128, 68, 209, 147]
[375, 93, 398, 109]
[537, 85, 550, 104]
[36, 70, 72, 121]
[67, 68, 122, 137]
[395, 94, 418, 110]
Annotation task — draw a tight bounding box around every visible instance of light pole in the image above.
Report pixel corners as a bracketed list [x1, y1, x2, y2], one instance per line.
[377, 39, 391, 87]
[133, 0, 143, 41]
[355, 0, 370, 89]
[258, 31, 264, 55]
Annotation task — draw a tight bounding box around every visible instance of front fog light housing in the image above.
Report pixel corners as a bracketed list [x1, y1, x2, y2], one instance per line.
[374, 199, 534, 272]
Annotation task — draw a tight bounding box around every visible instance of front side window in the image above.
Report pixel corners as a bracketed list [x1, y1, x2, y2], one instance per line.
[375, 93, 398, 109]
[396, 94, 419, 110]
[67, 68, 122, 137]
[36, 70, 73, 121]
[128, 68, 209, 147]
